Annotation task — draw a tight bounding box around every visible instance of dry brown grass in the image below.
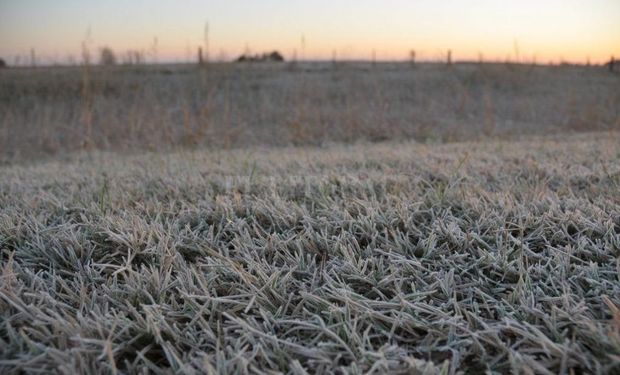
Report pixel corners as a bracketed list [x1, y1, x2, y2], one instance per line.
[1, 62, 618, 162]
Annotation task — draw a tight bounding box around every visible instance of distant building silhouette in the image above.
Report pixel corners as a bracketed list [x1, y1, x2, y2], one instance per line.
[236, 51, 285, 63]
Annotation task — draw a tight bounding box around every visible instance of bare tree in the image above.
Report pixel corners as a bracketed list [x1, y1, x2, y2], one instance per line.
[124, 50, 144, 65]
[99, 47, 117, 66]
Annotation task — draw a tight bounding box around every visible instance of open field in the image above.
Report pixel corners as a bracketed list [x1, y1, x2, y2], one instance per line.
[1, 62, 619, 162]
[1, 131, 619, 373]
[1, 0, 618, 372]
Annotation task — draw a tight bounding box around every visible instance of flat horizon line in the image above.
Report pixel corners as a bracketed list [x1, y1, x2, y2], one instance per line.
[3, 59, 614, 69]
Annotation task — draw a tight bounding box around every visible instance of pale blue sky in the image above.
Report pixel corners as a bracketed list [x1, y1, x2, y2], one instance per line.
[1, 0, 618, 63]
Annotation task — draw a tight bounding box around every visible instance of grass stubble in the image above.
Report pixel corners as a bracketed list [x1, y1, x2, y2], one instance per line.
[1, 131, 619, 373]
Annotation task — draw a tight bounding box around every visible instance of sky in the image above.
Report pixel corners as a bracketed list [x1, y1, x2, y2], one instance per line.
[0, 0, 618, 64]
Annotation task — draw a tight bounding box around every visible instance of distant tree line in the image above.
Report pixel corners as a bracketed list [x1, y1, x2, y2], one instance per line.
[0, 48, 615, 70]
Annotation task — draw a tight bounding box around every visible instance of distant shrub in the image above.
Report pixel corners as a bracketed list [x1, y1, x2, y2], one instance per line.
[99, 47, 117, 66]
[605, 56, 615, 72]
[0, 58, 6, 68]
[236, 51, 284, 63]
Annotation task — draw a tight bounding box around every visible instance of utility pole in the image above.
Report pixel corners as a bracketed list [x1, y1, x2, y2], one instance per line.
[152, 37, 158, 64]
[204, 22, 210, 63]
[301, 34, 306, 61]
[513, 39, 520, 64]
[30, 48, 36, 67]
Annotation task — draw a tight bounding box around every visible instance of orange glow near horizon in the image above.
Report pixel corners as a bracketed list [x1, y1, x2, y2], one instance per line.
[0, 0, 618, 65]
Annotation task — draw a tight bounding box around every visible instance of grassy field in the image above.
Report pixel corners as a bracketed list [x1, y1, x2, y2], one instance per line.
[1, 129, 619, 373]
[1, 63, 620, 373]
[1, 62, 619, 162]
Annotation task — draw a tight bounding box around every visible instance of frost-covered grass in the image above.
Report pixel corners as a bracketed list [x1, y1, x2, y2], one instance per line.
[1, 62, 619, 162]
[1, 132, 620, 374]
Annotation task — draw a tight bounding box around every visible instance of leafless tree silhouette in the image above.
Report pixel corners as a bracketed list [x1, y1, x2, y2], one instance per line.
[99, 47, 117, 66]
